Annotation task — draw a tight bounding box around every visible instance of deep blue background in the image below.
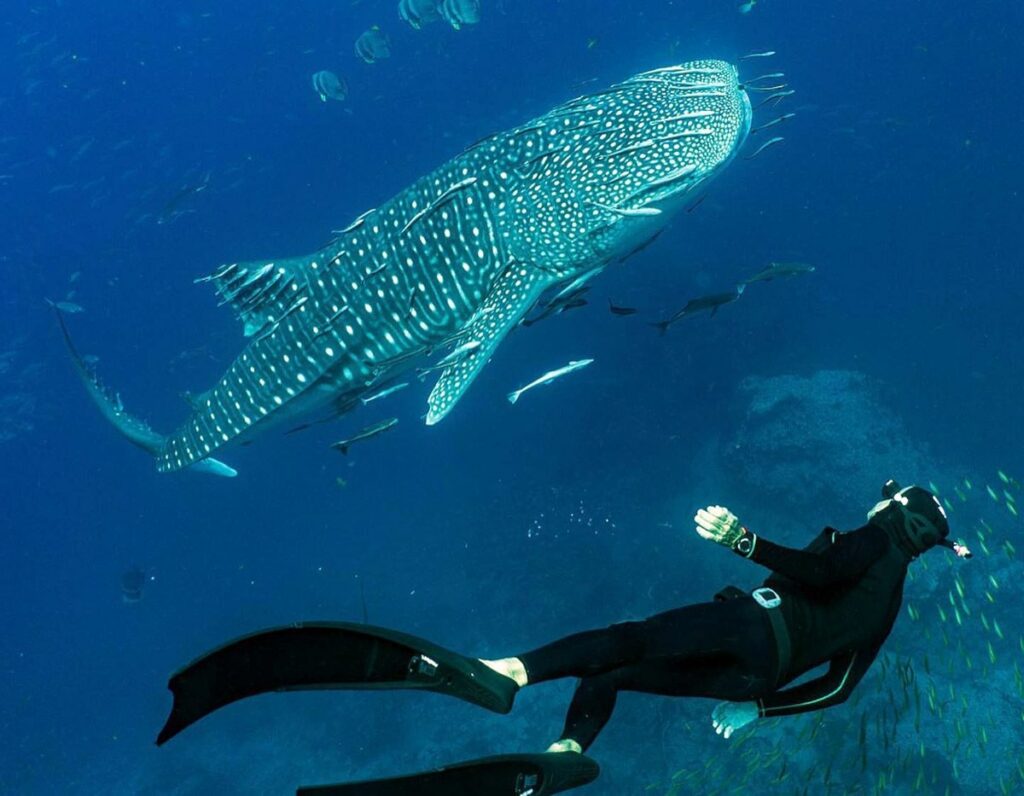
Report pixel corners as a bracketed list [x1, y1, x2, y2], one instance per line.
[2, 1, 1022, 793]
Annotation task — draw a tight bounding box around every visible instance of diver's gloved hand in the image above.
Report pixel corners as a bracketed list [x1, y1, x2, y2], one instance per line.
[694, 506, 748, 551]
[711, 701, 758, 739]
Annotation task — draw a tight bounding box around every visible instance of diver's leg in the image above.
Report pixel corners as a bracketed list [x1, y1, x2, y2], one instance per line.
[482, 616, 650, 687]
[482, 618, 663, 731]
[548, 671, 621, 752]
[516, 599, 768, 685]
[549, 642, 773, 754]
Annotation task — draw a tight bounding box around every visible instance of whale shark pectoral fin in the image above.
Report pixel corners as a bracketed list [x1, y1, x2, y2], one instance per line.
[426, 263, 550, 426]
[188, 457, 238, 477]
[425, 351, 485, 426]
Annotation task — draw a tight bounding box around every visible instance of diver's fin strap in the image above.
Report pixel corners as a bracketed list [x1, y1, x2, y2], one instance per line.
[156, 622, 518, 745]
[296, 752, 601, 796]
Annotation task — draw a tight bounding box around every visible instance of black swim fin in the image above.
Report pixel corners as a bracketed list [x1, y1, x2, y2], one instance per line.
[156, 622, 518, 745]
[297, 752, 600, 795]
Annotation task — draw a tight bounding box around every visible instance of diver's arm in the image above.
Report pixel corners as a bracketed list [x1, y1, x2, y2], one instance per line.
[694, 508, 888, 589]
[757, 645, 880, 718]
[739, 526, 889, 589]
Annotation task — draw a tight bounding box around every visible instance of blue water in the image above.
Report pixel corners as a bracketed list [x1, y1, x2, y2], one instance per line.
[2, 1, 1023, 793]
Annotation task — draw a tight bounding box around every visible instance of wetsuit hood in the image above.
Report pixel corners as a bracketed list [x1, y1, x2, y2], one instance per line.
[867, 480, 950, 559]
[867, 503, 920, 561]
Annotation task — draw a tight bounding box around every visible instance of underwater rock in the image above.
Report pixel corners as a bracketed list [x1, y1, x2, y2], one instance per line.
[727, 370, 931, 509]
[355, 26, 391, 64]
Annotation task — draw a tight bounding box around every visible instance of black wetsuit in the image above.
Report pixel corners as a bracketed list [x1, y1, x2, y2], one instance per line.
[518, 522, 909, 750]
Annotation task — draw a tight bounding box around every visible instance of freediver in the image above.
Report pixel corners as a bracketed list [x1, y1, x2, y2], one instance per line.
[155, 480, 972, 794]
[482, 480, 971, 754]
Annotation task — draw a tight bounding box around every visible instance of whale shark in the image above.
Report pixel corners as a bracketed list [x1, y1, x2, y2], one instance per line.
[62, 60, 755, 475]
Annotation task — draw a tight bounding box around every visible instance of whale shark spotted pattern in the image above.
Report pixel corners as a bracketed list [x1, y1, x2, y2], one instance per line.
[71, 61, 753, 474]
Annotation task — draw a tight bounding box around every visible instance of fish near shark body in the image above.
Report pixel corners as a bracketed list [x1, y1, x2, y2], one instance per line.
[742, 261, 816, 284]
[67, 60, 752, 475]
[651, 284, 746, 334]
[331, 417, 399, 455]
[507, 359, 595, 405]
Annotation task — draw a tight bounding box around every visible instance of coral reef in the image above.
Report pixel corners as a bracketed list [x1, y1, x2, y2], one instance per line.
[727, 370, 931, 510]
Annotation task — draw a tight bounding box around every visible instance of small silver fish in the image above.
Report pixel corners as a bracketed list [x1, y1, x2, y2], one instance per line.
[435, 339, 480, 368]
[414, 340, 482, 378]
[331, 417, 399, 455]
[587, 199, 663, 218]
[45, 298, 84, 313]
[651, 284, 745, 334]
[608, 300, 637, 316]
[360, 382, 409, 405]
[157, 172, 210, 225]
[742, 261, 816, 284]
[507, 359, 594, 405]
[521, 286, 590, 327]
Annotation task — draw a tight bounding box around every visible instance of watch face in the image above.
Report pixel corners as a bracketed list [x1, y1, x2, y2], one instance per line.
[737, 537, 752, 553]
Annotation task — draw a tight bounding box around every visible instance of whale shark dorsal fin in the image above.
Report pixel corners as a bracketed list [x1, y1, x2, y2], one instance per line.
[196, 253, 315, 338]
[426, 263, 550, 425]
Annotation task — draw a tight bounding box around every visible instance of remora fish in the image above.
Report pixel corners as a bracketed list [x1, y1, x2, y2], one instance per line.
[652, 283, 745, 334]
[360, 381, 409, 405]
[63, 60, 753, 475]
[741, 261, 815, 284]
[157, 172, 210, 225]
[45, 297, 84, 314]
[331, 417, 398, 454]
[521, 286, 590, 327]
[507, 359, 594, 405]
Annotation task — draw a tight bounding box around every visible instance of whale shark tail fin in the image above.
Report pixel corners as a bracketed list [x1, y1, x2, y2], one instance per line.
[53, 307, 237, 478]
